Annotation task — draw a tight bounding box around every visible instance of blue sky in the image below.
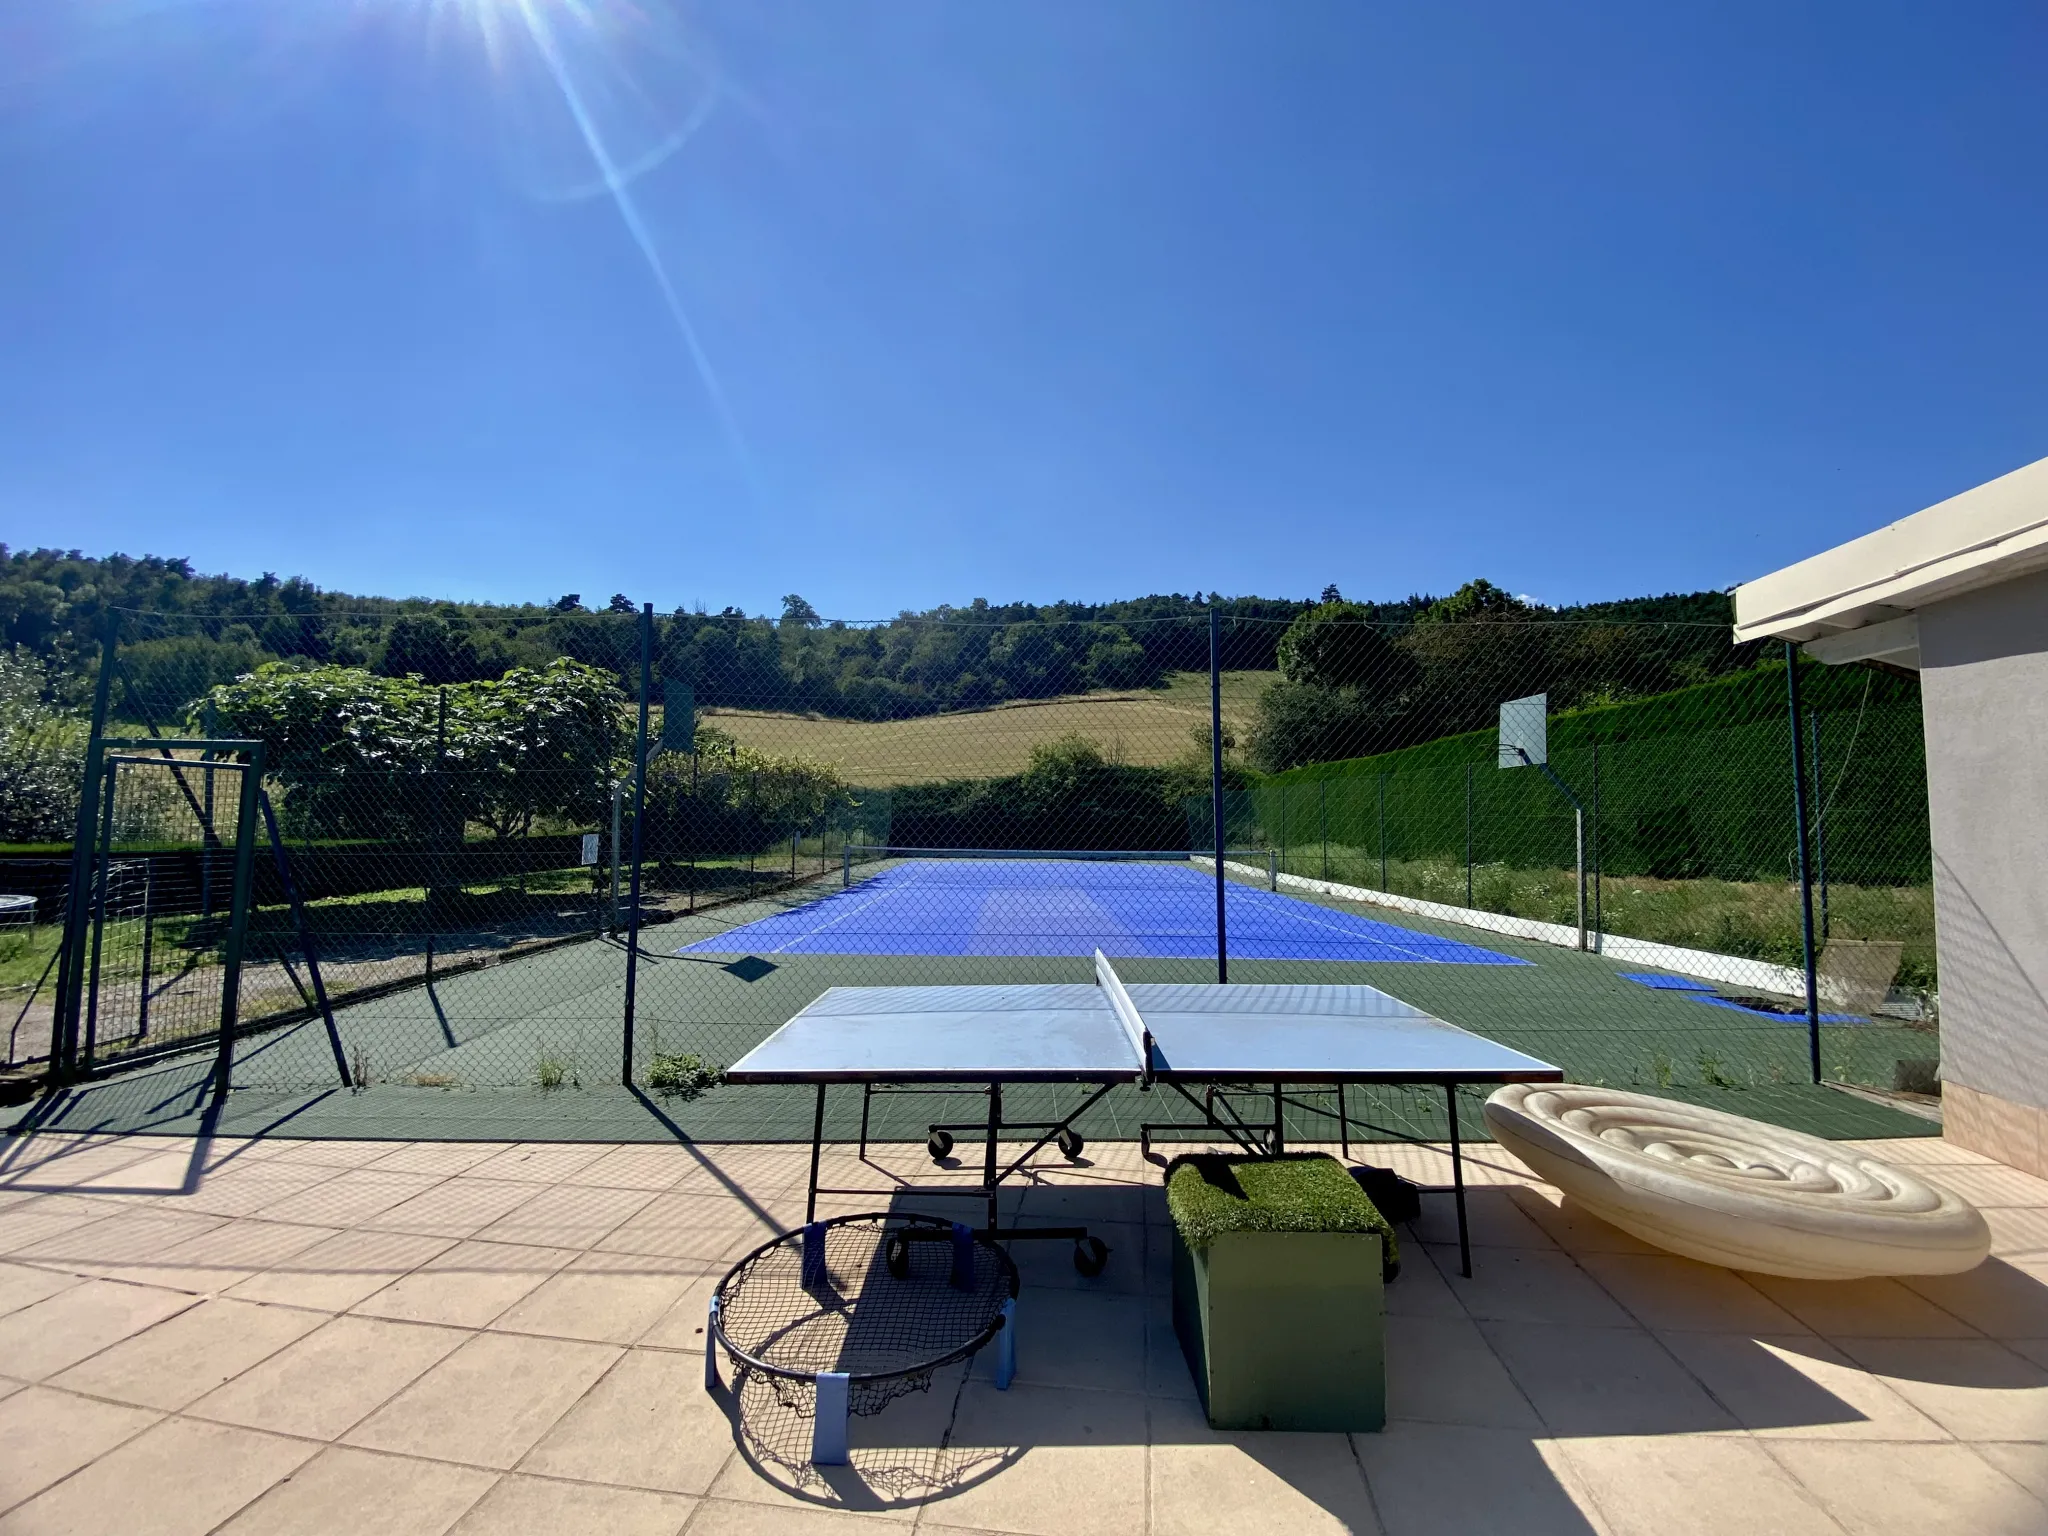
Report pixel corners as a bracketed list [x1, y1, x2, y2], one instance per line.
[3, 2, 2044, 619]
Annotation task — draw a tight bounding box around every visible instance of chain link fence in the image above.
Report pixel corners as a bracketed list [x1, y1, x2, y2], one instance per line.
[7, 602, 1939, 1137]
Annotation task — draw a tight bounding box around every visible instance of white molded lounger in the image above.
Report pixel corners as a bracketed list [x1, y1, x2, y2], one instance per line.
[1483, 1084, 1991, 1280]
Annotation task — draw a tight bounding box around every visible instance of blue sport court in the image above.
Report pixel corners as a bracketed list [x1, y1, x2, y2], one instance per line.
[676, 856, 1527, 963]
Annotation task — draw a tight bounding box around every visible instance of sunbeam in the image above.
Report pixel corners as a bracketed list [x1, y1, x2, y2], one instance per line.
[508, 0, 759, 494]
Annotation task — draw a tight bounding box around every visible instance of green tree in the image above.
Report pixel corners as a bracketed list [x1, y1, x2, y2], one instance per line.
[199, 659, 628, 840]
[1275, 602, 1419, 693]
[0, 648, 87, 842]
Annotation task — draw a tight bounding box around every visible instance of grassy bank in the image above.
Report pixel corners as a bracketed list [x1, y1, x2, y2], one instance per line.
[1283, 845, 1936, 994]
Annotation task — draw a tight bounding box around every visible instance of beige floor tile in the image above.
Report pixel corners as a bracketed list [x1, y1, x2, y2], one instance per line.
[1576, 1252, 1813, 1334]
[447, 1475, 695, 1536]
[224, 1228, 457, 1312]
[1408, 1188, 1561, 1251]
[1844, 1137, 1996, 1167]
[163, 1169, 331, 1220]
[345, 1330, 620, 1469]
[1481, 1321, 1739, 1437]
[1006, 1221, 1147, 1296]
[44, 1147, 200, 1198]
[190, 1314, 472, 1440]
[920, 1382, 1148, 1536]
[469, 1182, 659, 1249]
[1972, 1441, 2048, 1504]
[52, 1296, 327, 1410]
[1745, 1275, 1987, 1339]
[1765, 1440, 2048, 1536]
[1427, 1245, 1637, 1328]
[691, 1502, 920, 1534]
[489, 1259, 701, 1345]
[1898, 1260, 2048, 1340]
[360, 1178, 544, 1240]
[1145, 1300, 1200, 1400]
[0, 1259, 81, 1318]
[216, 1444, 497, 1536]
[633, 1269, 722, 1351]
[352, 1239, 576, 1327]
[363, 1143, 508, 1177]
[705, 1358, 965, 1520]
[0, 1135, 169, 1186]
[261, 1139, 419, 1170]
[0, 1385, 161, 1511]
[463, 1144, 608, 1184]
[562, 1145, 704, 1192]
[10, 1206, 227, 1273]
[0, 1416, 317, 1536]
[672, 1146, 812, 1195]
[0, 1201, 107, 1257]
[247, 1168, 444, 1227]
[517, 1348, 732, 1493]
[1385, 1314, 1542, 1430]
[1983, 1206, 2048, 1260]
[91, 1218, 341, 1294]
[594, 1192, 764, 1265]
[1913, 1162, 2048, 1209]
[1383, 1246, 1467, 1319]
[1656, 1332, 1950, 1441]
[988, 1289, 1145, 1394]
[1554, 1433, 1842, 1536]
[1835, 1337, 2048, 1440]
[1146, 1394, 1379, 1533]
[1352, 1422, 1611, 1536]
[0, 1277, 197, 1380]
[1505, 1189, 1664, 1256]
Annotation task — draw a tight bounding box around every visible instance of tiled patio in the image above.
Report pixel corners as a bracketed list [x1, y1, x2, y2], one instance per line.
[0, 1128, 2044, 1535]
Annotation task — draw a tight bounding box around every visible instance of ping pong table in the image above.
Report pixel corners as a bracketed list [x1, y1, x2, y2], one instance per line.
[726, 952, 1563, 1276]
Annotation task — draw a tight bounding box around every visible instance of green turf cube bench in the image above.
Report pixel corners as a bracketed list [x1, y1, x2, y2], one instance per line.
[1167, 1152, 1392, 1432]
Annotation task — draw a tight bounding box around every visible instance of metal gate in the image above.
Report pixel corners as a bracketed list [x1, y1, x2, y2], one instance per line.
[52, 739, 263, 1081]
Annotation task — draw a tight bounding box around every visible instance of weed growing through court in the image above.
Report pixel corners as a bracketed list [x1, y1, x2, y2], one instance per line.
[534, 1053, 579, 1091]
[648, 1051, 720, 1100]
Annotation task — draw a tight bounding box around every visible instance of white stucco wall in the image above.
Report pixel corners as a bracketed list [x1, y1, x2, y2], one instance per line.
[1918, 567, 2048, 1119]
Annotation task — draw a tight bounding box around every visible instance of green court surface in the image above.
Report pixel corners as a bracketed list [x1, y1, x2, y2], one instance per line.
[7, 882, 1942, 1147]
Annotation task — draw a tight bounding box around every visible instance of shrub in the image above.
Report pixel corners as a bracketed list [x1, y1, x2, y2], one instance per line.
[0, 648, 87, 842]
[647, 1052, 721, 1100]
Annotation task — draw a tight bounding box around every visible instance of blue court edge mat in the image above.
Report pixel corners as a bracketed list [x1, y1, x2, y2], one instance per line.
[678, 858, 1527, 964]
[1620, 972, 1717, 992]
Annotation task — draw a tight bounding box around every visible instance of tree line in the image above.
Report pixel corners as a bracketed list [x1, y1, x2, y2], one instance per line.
[5, 545, 1746, 730]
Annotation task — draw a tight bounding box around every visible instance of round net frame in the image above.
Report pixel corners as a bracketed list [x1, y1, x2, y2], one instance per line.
[713, 1213, 1019, 1418]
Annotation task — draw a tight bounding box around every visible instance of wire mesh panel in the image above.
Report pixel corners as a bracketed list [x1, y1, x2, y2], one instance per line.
[78, 752, 251, 1071]
[38, 597, 1938, 1132]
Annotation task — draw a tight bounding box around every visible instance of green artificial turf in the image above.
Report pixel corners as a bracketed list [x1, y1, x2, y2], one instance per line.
[1165, 1152, 1396, 1268]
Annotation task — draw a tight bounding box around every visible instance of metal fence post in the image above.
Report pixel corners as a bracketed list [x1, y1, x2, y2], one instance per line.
[1464, 762, 1474, 908]
[1377, 773, 1387, 892]
[1319, 778, 1328, 882]
[1810, 713, 1829, 940]
[1785, 642, 1823, 1083]
[1210, 608, 1226, 984]
[215, 746, 266, 1096]
[622, 604, 653, 1085]
[53, 618, 117, 1081]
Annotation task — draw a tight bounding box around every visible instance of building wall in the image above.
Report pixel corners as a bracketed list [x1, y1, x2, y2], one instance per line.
[1919, 567, 2048, 1175]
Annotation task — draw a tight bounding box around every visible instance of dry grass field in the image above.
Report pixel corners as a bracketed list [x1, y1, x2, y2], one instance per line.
[698, 670, 1274, 785]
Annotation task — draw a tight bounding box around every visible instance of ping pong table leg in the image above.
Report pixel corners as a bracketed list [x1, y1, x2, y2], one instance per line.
[1445, 1083, 1470, 1278]
[858, 1084, 873, 1161]
[1338, 1083, 1350, 1161]
[807, 1082, 827, 1226]
[983, 1082, 1002, 1233]
[1271, 1082, 1285, 1154]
